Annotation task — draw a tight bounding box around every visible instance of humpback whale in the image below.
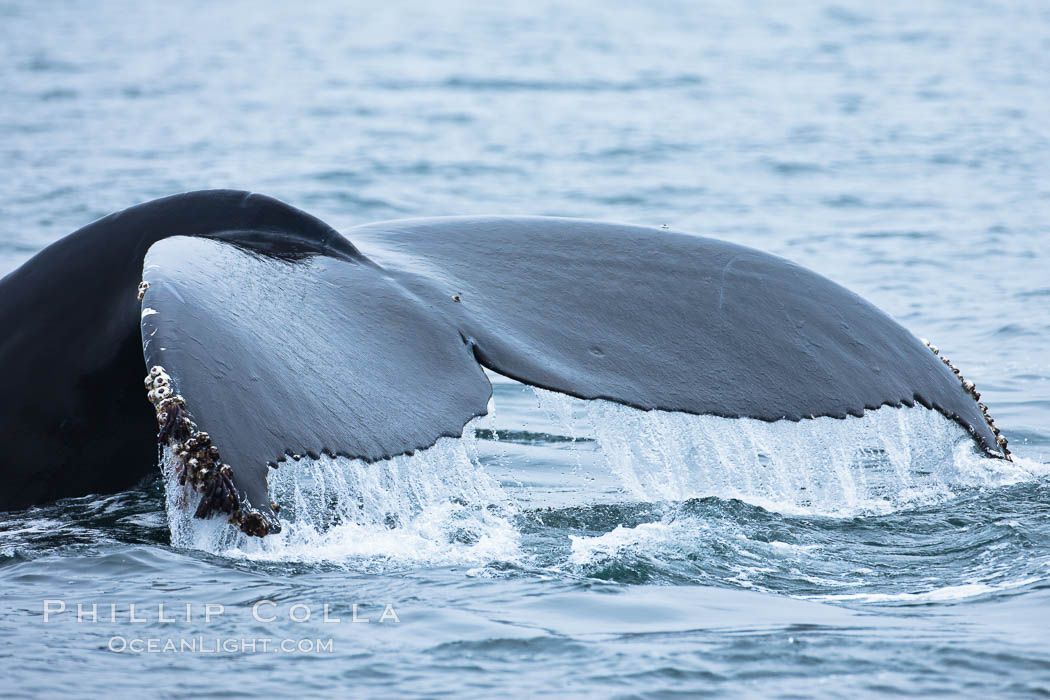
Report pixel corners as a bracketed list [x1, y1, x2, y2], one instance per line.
[0, 190, 1008, 536]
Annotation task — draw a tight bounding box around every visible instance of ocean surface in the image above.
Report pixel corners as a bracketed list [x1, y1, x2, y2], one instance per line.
[2, 0, 1049, 697]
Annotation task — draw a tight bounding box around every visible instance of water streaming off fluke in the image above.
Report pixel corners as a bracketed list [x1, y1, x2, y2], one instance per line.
[161, 386, 1037, 563]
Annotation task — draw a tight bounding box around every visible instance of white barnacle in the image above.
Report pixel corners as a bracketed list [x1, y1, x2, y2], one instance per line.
[155, 385, 172, 400]
[137, 280, 150, 301]
[962, 379, 975, 392]
[150, 366, 164, 377]
[152, 375, 169, 388]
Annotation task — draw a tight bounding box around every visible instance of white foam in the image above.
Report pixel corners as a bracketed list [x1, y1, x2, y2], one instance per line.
[811, 577, 1042, 604]
[568, 521, 700, 568]
[565, 515, 817, 577]
[162, 425, 520, 566]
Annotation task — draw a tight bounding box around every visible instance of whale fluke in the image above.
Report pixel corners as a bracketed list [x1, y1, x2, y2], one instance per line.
[0, 191, 1008, 535]
[140, 235, 491, 534]
[349, 216, 1001, 439]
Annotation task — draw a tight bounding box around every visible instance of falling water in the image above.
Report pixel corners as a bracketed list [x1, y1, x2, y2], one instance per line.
[161, 387, 1037, 562]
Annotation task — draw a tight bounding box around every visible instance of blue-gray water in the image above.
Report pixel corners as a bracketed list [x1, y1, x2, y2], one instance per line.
[2, 1, 1049, 697]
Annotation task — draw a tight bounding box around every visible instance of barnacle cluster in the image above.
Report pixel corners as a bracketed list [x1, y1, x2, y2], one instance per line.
[921, 339, 1010, 459]
[137, 280, 150, 301]
[145, 365, 272, 536]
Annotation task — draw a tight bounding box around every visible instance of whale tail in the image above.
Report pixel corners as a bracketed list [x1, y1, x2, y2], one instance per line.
[0, 191, 1008, 534]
